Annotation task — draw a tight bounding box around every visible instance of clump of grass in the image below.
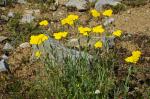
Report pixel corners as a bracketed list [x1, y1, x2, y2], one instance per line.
[29, 52, 116, 98]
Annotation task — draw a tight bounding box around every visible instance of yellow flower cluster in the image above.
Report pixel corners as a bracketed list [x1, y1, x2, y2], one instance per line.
[90, 9, 100, 17]
[125, 51, 142, 64]
[30, 34, 48, 45]
[61, 14, 79, 26]
[53, 32, 68, 40]
[78, 26, 91, 36]
[90, 9, 113, 17]
[92, 25, 105, 34]
[94, 41, 103, 48]
[35, 51, 41, 58]
[113, 30, 122, 37]
[39, 20, 49, 26]
[102, 9, 113, 17]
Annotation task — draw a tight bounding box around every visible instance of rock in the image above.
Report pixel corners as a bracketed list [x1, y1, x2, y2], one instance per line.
[0, 59, 7, 72]
[52, 9, 66, 21]
[8, 11, 14, 18]
[1, 15, 9, 21]
[31, 37, 93, 63]
[57, 0, 68, 5]
[103, 18, 115, 26]
[49, 4, 58, 11]
[21, 10, 36, 23]
[95, 0, 121, 10]
[17, 0, 27, 4]
[21, 14, 35, 23]
[66, 0, 88, 11]
[19, 42, 30, 48]
[0, 36, 7, 42]
[1, 54, 9, 60]
[3, 43, 13, 51]
[67, 36, 101, 48]
[0, 0, 7, 6]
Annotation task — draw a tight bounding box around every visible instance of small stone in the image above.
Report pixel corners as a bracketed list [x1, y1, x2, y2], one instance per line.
[57, 0, 68, 5]
[8, 11, 14, 18]
[103, 18, 115, 26]
[49, 4, 57, 11]
[19, 42, 30, 48]
[1, 54, 9, 60]
[17, 0, 27, 4]
[66, 0, 88, 11]
[0, 59, 7, 72]
[21, 13, 35, 23]
[0, 36, 7, 42]
[127, 10, 131, 14]
[3, 43, 13, 51]
[1, 15, 9, 21]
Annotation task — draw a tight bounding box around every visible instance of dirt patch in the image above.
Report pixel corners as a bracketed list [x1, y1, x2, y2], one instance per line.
[114, 3, 150, 36]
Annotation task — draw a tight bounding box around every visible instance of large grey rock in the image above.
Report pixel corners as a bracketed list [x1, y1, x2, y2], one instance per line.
[3, 43, 13, 51]
[66, 0, 88, 11]
[32, 37, 93, 63]
[0, 36, 7, 42]
[93, 0, 121, 10]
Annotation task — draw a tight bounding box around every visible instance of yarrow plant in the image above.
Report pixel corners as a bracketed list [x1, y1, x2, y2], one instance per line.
[61, 14, 79, 26]
[78, 26, 92, 36]
[28, 8, 144, 99]
[53, 32, 68, 40]
[39, 20, 49, 26]
[125, 50, 142, 64]
[102, 9, 113, 17]
[92, 25, 105, 34]
[94, 41, 103, 48]
[90, 9, 100, 17]
[30, 34, 48, 45]
[113, 30, 122, 37]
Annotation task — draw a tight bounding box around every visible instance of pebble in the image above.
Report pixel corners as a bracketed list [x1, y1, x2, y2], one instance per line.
[3, 43, 13, 51]
[0, 36, 7, 42]
[19, 42, 30, 48]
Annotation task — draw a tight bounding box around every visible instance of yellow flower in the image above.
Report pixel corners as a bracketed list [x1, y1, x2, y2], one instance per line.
[94, 41, 103, 48]
[125, 50, 141, 64]
[30, 34, 48, 45]
[113, 30, 122, 37]
[132, 51, 141, 57]
[103, 9, 113, 17]
[92, 25, 105, 34]
[90, 9, 100, 17]
[35, 51, 41, 58]
[78, 26, 91, 36]
[61, 14, 79, 26]
[53, 32, 68, 40]
[39, 20, 49, 26]
[67, 14, 79, 20]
